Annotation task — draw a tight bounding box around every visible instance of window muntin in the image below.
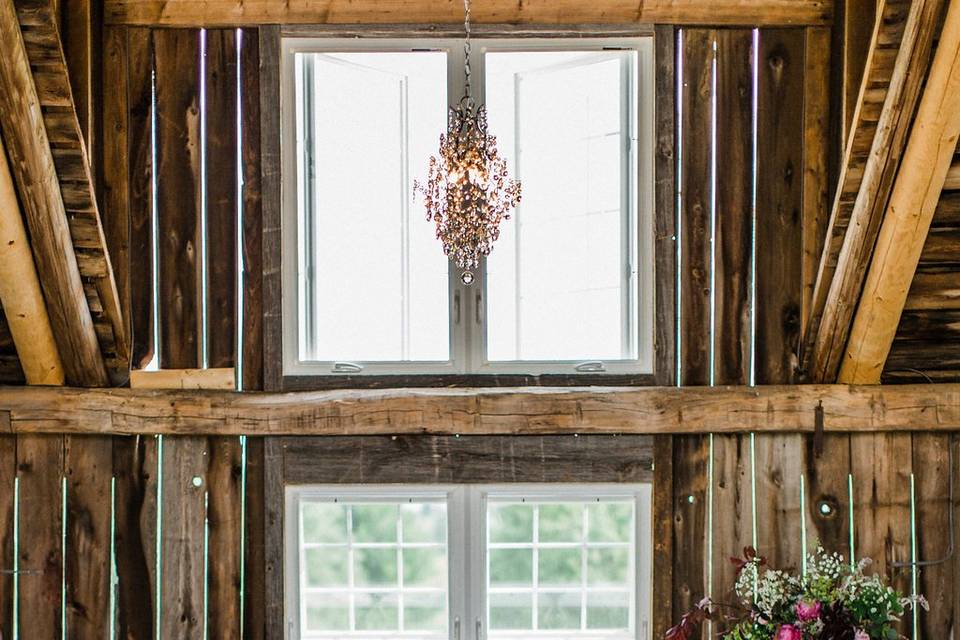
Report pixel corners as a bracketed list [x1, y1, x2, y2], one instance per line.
[287, 485, 651, 640]
[281, 38, 655, 377]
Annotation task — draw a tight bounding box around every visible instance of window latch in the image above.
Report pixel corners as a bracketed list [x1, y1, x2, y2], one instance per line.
[575, 361, 606, 372]
[332, 362, 364, 374]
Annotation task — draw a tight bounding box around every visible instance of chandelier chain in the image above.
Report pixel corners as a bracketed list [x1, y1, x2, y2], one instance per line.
[463, 0, 472, 99]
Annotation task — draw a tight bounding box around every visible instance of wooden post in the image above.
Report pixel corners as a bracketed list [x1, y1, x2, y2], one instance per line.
[0, 134, 64, 385]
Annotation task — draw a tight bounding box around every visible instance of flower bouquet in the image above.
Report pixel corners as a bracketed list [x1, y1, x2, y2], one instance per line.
[666, 547, 927, 640]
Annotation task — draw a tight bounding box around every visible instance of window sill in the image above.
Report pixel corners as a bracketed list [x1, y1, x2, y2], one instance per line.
[279, 372, 657, 391]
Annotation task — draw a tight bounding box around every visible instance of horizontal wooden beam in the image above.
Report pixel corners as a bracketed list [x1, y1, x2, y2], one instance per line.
[103, 0, 832, 27]
[0, 384, 959, 435]
[129, 367, 236, 390]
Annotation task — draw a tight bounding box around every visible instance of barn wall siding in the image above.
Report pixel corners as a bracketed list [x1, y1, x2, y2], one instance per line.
[0, 18, 951, 640]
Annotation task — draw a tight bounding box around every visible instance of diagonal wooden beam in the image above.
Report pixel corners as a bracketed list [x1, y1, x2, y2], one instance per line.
[0, 133, 65, 385]
[804, 0, 947, 382]
[840, 0, 960, 383]
[0, 0, 108, 385]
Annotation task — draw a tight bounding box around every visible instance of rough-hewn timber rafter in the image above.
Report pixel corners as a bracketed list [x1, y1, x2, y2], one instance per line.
[840, 0, 960, 383]
[0, 384, 959, 435]
[0, 133, 65, 385]
[0, 0, 108, 386]
[103, 0, 832, 27]
[804, 0, 946, 383]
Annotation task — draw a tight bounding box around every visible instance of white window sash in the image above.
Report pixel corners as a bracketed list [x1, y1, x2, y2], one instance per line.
[280, 37, 655, 377]
[285, 484, 652, 640]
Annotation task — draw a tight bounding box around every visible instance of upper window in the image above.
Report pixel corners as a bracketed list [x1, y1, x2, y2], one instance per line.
[281, 37, 655, 376]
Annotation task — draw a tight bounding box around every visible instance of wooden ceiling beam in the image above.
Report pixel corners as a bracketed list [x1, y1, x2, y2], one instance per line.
[0, 384, 959, 436]
[804, 0, 946, 382]
[0, 0, 108, 386]
[840, 0, 960, 383]
[102, 0, 832, 27]
[0, 133, 64, 385]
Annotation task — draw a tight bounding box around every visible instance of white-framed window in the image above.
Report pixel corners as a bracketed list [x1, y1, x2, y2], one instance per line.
[280, 36, 656, 376]
[285, 485, 652, 640]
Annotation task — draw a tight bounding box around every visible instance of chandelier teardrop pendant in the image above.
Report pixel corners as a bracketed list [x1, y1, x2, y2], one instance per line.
[414, 0, 521, 285]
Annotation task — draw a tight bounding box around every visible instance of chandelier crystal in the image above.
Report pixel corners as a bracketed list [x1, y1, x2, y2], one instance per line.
[414, 0, 521, 285]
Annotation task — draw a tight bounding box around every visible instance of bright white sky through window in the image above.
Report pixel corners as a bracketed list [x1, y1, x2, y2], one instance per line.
[295, 51, 449, 363]
[485, 51, 639, 362]
[287, 42, 649, 374]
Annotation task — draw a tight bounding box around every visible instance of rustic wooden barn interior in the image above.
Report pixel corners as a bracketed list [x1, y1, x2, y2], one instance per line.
[0, 0, 959, 638]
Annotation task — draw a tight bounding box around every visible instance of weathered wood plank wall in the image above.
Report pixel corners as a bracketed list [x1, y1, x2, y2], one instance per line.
[0, 15, 953, 640]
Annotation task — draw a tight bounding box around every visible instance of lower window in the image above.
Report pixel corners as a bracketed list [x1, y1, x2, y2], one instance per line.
[285, 485, 651, 640]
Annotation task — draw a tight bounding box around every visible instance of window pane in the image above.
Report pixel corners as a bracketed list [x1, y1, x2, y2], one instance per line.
[305, 593, 350, 631]
[485, 51, 639, 362]
[538, 591, 582, 629]
[587, 591, 631, 630]
[487, 498, 636, 638]
[490, 592, 533, 630]
[298, 498, 448, 638]
[295, 51, 449, 363]
[488, 503, 533, 543]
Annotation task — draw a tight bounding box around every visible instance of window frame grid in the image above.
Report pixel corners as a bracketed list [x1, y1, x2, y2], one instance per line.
[288, 488, 455, 639]
[285, 484, 651, 640]
[280, 36, 656, 378]
[482, 498, 637, 637]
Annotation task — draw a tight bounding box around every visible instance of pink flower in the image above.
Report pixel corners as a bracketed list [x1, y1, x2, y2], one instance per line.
[776, 625, 802, 640]
[854, 631, 869, 640]
[795, 600, 822, 622]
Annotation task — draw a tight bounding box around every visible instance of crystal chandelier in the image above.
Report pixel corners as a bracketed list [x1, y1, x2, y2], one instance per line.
[414, 0, 521, 285]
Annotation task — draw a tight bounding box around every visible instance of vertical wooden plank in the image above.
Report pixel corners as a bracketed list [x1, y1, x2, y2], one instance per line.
[650, 25, 676, 640]
[803, 434, 852, 557]
[753, 28, 806, 572]
[850, 433, 912, 636]
[263, 437, 284, 640]
[679, 28, 714, 387]
[0, 433, 15, 639]
[259, 26, 281, 391]
[100, 25, 131, 374]
[61, 0, 99, 178]
[159, 436, 208, 639]
[911, 433, 956, 638]
[241, 27, 263, 392]
[755, 28, 803, 386]
[113, 435, 154, 639]
[671, 28, 713, 629]
[654, 24, 677, 388]
[710, 28, 755, 607]
[842, 0, 877, 146]
[802, 27, 831, 328]
[800, 24, 851, 581]
[713, 28, 753, 388]
[207, 437, 242, 639]
[154, 29, 202, 369]
[64, 436, 112, 640]
[16, 435, 64, 639]
[127, 27, 155, 370]
[243, 436, 266, 640]
[205, 28, 238, 370]
[205, 29, 243, 638]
